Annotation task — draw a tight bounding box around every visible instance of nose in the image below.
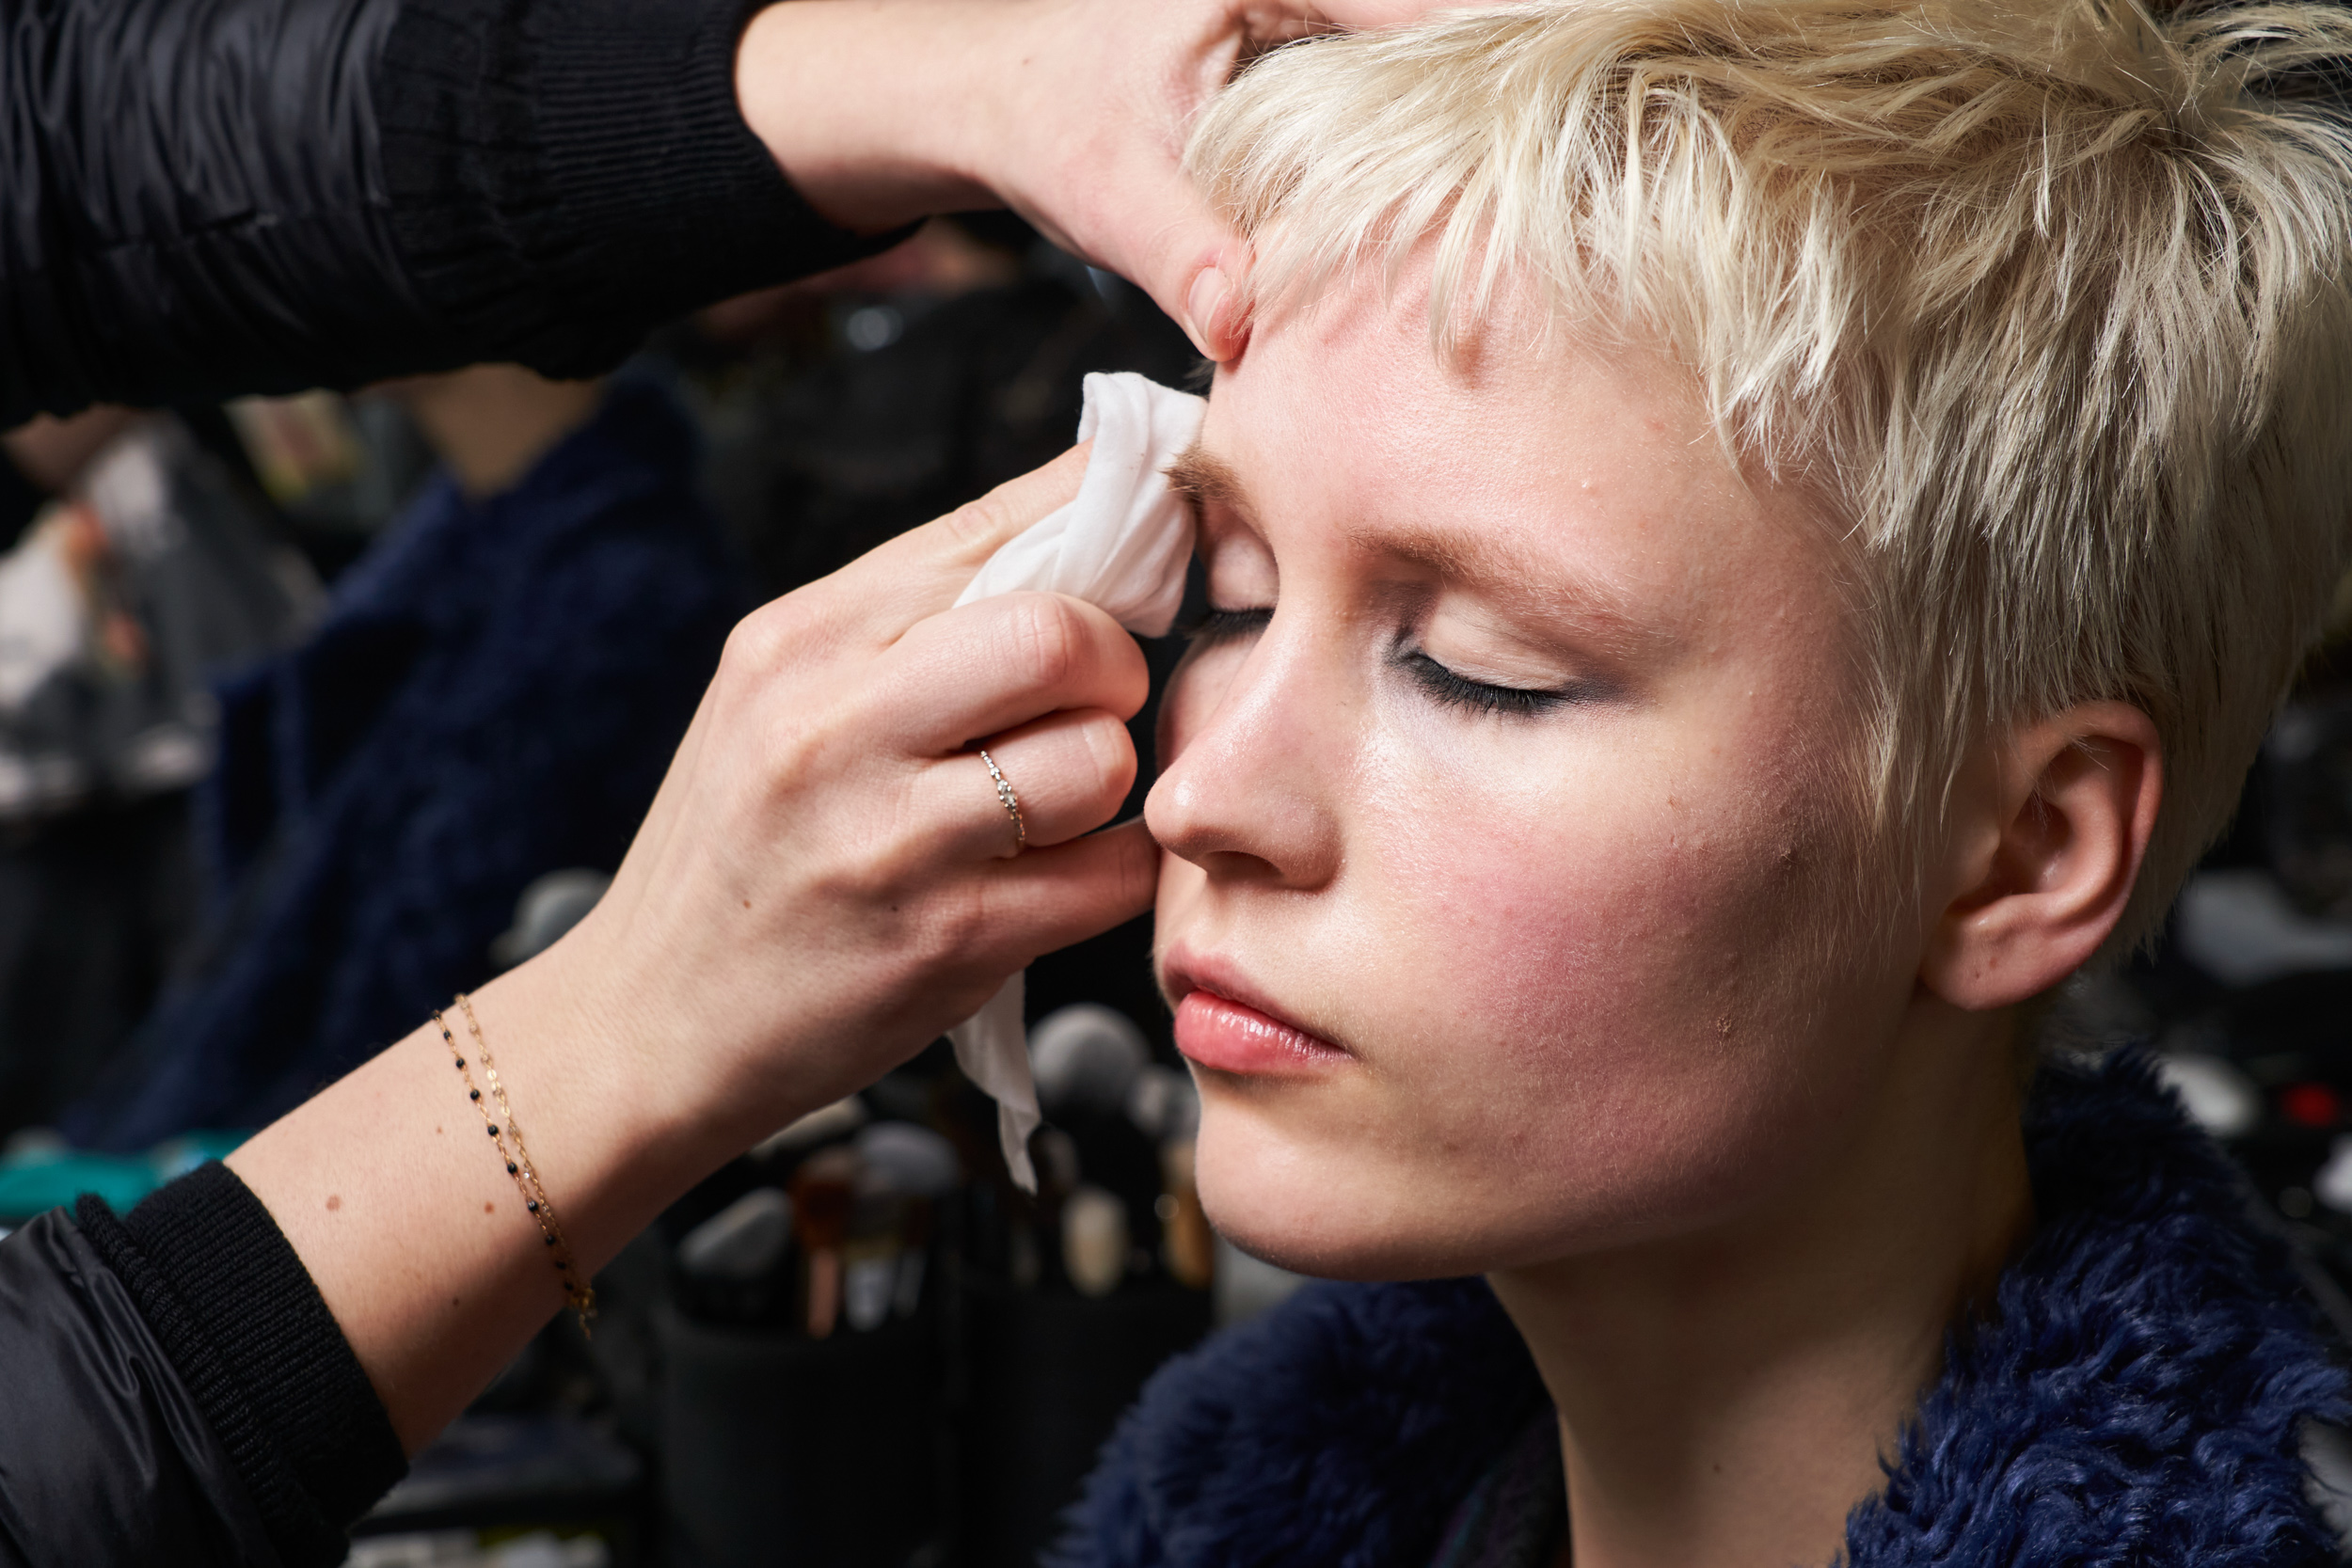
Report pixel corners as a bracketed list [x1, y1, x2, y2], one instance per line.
[1144, 618, 1343, 889]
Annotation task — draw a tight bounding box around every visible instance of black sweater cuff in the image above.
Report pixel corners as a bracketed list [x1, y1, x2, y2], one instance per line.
[376, 0, 910, 378]
[74, 1164, 406, 1567]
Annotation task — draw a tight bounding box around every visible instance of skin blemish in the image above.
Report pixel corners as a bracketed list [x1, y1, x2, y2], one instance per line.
[485, 1201, 497, 1213]
[326, 1195, 342, 1212]
[742, 899, 752, 909]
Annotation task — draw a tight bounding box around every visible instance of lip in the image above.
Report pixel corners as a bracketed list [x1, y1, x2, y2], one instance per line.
[1163, 949, 1352, 1078]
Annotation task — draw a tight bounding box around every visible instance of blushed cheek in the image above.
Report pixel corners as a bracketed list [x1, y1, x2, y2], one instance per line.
[1360, 759, 1847, 1164]
[1380, 827, 1700, 1076]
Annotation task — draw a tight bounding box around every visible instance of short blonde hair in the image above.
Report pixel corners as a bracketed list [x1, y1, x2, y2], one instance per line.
[1188, 0, 2352, 953]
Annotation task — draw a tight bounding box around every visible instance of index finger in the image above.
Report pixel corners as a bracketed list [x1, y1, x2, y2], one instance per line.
[817, 443, 1095, 640]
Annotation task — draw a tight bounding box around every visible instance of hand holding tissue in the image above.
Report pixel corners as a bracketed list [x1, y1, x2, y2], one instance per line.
[948, 372, 1204, 1192]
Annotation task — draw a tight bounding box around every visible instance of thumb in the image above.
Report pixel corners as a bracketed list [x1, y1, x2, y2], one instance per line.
[1174, 237, 1254, 364]
[1115, 172, 1255, 362]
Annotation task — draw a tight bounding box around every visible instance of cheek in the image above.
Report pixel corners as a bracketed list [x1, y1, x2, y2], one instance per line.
[1368, 723, 1821, 1050]
[1324, 718, 1878, 1244]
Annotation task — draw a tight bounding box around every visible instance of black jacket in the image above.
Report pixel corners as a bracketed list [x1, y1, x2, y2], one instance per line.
[0, 0, 895, 425]
[0, 1165, 405, 1565]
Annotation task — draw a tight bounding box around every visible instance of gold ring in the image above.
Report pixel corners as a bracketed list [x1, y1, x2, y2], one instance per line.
[978, 748, 1026, 854]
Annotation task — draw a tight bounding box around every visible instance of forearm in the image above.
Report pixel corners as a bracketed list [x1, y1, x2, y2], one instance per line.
[734, 0, 999, 231]
[225, 956, 749, 1451]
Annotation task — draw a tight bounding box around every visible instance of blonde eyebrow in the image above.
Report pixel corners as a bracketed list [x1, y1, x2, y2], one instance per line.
[1165, 443, 1250, 523]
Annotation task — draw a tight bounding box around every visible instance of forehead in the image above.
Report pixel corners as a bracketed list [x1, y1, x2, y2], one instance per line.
[1186, 272, 1833, 635]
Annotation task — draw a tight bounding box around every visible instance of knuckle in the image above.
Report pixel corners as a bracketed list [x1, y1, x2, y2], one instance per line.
[718, 612, 778, 680]
[920, 879, 994, 969]
[1003, 594, 1089, 692]
[721, 595, 816, 678]
[941, 493, 1009, 554]
[1078, 714, 1137, 801]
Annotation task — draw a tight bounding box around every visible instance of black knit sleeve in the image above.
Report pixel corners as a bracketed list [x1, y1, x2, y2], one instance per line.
[373, 0, 907, 381]
[72, 1163, 407, 1566]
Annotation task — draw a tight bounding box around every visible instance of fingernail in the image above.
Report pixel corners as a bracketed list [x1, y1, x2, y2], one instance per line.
[1185, 267, 1232, 358]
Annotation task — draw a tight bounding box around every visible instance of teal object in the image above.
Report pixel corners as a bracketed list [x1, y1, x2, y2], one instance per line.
[0, 1132, 248, 1225]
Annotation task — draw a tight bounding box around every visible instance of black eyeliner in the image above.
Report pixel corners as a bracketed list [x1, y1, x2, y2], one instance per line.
[1396, 647, 1580, 718]
[1183, 606, 1273, 646]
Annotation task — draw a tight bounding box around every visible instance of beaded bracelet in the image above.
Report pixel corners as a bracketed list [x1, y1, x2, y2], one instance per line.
[432, 994, 596, 1337]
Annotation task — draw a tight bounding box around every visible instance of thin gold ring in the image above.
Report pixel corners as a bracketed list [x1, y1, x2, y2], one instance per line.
[978, 748, 1026, 854]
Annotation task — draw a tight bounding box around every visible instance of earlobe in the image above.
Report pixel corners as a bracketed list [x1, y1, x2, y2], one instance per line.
[1919, 703, 2163, 1010]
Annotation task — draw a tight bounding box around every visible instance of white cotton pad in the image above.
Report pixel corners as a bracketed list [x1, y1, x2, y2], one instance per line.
[947, 372, 1206, 1192]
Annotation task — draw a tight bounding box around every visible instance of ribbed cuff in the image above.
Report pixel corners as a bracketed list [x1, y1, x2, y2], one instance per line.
[74, 1164, 406, 1567]
[376, 0, 908, 378]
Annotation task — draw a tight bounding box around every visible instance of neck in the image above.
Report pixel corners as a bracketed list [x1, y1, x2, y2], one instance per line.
[1486, 997, 2034, 1568]
[394, 364, 605, 500]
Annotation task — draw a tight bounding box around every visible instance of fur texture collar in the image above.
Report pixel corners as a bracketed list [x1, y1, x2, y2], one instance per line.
[1052, 1052, 2351, 1567]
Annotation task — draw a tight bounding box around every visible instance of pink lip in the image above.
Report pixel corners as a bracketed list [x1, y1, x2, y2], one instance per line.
[1164, 952, 1351, 1077]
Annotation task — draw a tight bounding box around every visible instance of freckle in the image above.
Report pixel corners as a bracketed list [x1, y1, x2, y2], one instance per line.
[485, 1201, 496, 1213]
[742, 898, 752, 910]
[326, 1195, 342, 1212]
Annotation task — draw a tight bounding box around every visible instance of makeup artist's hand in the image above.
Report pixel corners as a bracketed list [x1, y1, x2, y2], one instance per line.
[734, 0, 1486, 359]
[543, 442, 1157, 1150]
[230, 445, 1154, 1450]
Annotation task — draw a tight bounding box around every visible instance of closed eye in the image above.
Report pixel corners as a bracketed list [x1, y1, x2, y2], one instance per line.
[1184, 606, 1272, 647]
[1400, 650, 1580, 718]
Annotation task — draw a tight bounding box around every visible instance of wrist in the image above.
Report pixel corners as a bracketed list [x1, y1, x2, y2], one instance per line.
[467, 955, 711, 1263]
[734, 0, 997, 233]
[492, 904, 847, 1216]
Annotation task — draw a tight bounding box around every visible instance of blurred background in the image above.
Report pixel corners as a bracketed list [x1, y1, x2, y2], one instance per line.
[0, 213, 2346, 1568]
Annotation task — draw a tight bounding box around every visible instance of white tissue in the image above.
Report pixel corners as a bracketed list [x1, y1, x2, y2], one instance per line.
[947, 372, 1206, 1191]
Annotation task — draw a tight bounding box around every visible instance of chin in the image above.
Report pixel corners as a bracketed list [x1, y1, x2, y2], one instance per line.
[1187, 1069, 1836, 1283]
[1191, 1099, 1559, 1283]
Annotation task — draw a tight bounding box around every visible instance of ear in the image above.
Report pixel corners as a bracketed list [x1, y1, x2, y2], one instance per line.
[1919, 702, 2163, 1009]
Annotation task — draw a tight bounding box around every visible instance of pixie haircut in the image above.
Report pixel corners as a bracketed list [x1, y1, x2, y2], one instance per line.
[1188, 0, 2352, 953]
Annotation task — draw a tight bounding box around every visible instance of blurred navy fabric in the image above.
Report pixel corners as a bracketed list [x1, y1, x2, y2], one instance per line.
[63, 379, 743, 1148]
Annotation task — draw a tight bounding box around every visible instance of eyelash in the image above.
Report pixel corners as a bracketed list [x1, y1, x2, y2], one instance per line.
[1183, 607, 1271, 646]
[1184, 606, 1579, 719]
[1398, 651, 1574, 718]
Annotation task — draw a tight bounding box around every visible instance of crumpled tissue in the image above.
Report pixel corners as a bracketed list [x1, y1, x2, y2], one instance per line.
[947, 371, 1205, 1192]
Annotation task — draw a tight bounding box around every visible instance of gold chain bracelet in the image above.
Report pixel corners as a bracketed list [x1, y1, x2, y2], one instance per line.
[432, 994, 596, 1337]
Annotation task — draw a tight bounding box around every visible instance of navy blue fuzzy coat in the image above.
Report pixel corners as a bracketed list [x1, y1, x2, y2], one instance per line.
[63, 379, 744, 1147]
[1053, 1053, 2352, 1567]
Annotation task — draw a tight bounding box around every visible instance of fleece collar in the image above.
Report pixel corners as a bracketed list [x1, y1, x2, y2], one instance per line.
[1053, 1052, 2352, 1568]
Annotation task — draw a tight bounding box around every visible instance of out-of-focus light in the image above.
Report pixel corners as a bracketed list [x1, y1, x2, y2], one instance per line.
[2282, 1081, 2343, 1130]
[2157, 1053, 2261, 1138]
